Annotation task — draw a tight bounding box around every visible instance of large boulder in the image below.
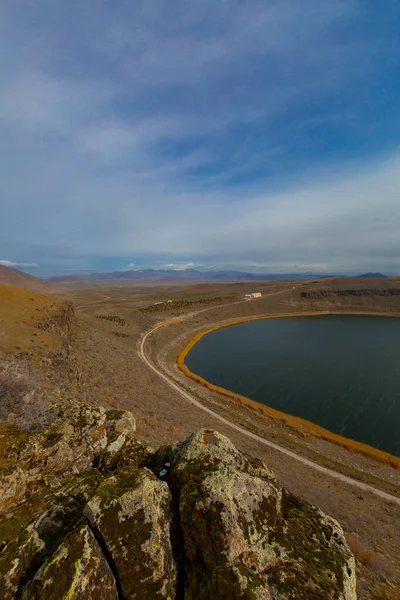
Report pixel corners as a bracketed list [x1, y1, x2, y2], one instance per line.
[151, 429, 357, 600]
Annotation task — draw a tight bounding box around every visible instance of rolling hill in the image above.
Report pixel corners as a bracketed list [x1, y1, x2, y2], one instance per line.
[0, 265, 60, 294]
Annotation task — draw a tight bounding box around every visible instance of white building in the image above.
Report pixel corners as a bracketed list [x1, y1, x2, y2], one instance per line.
[245, 292, 262, 299]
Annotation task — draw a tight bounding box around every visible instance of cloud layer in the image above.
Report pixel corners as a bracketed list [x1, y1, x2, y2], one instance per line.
[1, 1, 400, 274]
[0, 260, 39, 268]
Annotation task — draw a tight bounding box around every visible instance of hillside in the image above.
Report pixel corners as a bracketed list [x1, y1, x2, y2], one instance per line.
[0, 265, 60, 294]
[0, 282, 78, 428]
[0, 283, 66, 356]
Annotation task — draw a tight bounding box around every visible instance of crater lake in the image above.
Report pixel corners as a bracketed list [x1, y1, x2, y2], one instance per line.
[185, 315, 400, 456]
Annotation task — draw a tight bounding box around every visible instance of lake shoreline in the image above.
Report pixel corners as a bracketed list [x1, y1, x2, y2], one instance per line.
[177, 310, 400, 468]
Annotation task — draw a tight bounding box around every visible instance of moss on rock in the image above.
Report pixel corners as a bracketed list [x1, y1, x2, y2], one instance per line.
[152, 428, 356, 600]
[50, 470, 102, 506]
[0, 410, 357, 600]
[0, 496, 83, 599]
[20, 524, 118, 599]
[83, 466, 177, 599]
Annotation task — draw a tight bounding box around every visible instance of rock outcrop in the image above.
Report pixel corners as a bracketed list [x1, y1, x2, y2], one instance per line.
[0, 406, 357, 599]
[301, 288, 400, 299]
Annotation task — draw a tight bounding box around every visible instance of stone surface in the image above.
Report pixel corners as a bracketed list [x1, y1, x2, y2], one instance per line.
[84, 466, 177, 599]
[3, 404, 137, 511]
[0, 523, 46, 600]
[95, 436, 151, 476]
[0, 465, 26, 515]
[21, 524, 118, 599]
[0, 497, 82, 599]
[0, 407, 357, 599]
[151, 429, 357, 600]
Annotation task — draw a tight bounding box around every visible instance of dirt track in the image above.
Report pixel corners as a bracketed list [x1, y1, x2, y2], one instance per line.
[139, 306, 400, 508]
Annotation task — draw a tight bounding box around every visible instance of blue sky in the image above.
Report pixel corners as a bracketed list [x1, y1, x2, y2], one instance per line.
[1, 1, 400, 276]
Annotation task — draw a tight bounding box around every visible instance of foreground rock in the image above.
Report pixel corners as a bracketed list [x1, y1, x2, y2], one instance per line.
[84, 467, 177, 598]
[151, 429, 356, 599]
[21, 524, 119, 600]
[0, 404, 136, 514]
[0, 405, 356, 599]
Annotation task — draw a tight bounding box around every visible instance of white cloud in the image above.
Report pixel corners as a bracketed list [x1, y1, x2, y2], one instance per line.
[0, 260, 39, 268]
[0, 0, 398, 273]
[129, 152, 400, 272]
[164, 262, 203, 271]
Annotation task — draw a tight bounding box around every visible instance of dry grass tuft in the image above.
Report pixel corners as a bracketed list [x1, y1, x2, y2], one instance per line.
[347, 532, 396, 577]
[371, 582, 400, 600]
[0, 357, 38, 400]
[0, 356, 53, 432]
[16, 397, 55, 433]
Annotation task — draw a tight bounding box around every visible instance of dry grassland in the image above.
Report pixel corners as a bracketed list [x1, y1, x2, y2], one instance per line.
[2, 276, 400, 597]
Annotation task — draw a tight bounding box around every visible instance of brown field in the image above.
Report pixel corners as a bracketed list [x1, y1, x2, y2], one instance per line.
[0, 283, 63, 356]
[2, 275, 400, 597]
[58, 279, 278, 312]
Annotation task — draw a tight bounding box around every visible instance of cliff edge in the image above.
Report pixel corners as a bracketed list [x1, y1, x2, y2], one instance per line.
[0, 405, 356, 599]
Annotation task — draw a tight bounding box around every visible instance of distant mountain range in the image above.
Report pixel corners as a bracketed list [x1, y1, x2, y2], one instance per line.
[355, 272, 387, 278]
[49, 269, 323, 283]
[48, 268, 388, 283]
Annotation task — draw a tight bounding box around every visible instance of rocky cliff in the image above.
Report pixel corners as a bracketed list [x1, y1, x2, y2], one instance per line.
[301, 288, 400, 299]
[0, 405, 356, 599]
[36, 300, 81, 389]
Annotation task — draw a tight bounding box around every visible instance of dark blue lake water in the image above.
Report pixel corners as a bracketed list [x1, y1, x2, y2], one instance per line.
[185, 315, 400, 456]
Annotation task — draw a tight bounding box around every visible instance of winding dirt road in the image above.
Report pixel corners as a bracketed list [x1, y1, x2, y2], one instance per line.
[139, 304, 400, 507]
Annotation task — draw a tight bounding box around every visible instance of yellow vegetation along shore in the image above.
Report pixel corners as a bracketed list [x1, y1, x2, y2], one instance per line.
[177, 312, 400, 469]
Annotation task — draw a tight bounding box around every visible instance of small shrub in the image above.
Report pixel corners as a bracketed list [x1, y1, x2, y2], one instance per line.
[139, 294, 238, 313]
[16, 397, 55, 433]
[112, 331, 129, 338]
[96, 315, 126, 326]
[0, 357, 52, 432]
[0, 359, 38, 403]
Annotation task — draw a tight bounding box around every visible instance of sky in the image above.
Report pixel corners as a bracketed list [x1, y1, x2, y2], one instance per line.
[1, 0, 400, 276]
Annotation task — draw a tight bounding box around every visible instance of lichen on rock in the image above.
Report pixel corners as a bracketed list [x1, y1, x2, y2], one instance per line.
[83, 466, 177, 599]
[0, 497, 83, 599]
[20, 524, 118, 599]
[0, 465, 27, 515]
[0, 408, 357, 599]
[151, 428, 356, 600]
[1, 404, 137, 514]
